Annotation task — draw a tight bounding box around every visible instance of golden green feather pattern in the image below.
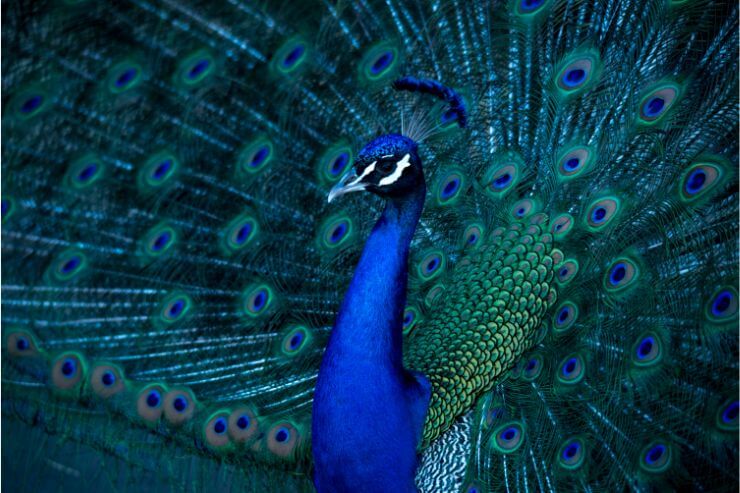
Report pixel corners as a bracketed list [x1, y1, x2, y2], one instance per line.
[406, 213, 557, 445]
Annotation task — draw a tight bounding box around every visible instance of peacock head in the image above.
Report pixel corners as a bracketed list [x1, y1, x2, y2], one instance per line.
[327, 133, 423, 203]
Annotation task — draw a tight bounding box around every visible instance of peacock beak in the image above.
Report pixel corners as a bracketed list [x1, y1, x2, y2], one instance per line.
[328, 167, 367, 203]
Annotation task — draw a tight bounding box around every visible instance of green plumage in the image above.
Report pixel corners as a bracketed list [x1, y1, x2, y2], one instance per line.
[2, 0, 738, 491]
[406, 216, 557, 446]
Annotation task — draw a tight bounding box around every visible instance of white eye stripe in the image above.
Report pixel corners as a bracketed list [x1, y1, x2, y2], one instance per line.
[378, 154, 411, 186]
[348, 161, 376, 187]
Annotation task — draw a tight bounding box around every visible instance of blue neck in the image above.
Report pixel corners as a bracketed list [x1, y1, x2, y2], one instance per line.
[330, 187, 425, 368]
[312, 185, 428, 493]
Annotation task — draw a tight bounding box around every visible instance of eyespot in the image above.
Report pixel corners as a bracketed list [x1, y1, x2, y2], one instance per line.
[13, 89, 48, 119]
[318, 214, 354, 250]
[604, 257, 639, 292]
[679, 161, 727, 203]
[705, 287, 738, 322]
[137, 384, 166, 423]
[517, 0, 550, 15]
[402, 306, 421, 335]
[266, 422, 301, 458]
[52, 353, 85, 390]
[416, 250, 446, 282]
[6, 330, 39, 357]
[558, 437, 586, 470]
[280, 325, 311, 356]
[461, 223, 484, 250]
[163, 388, 196, 425]
[2, 197, 15, 222]
[435, 170, 465, 205]
[176, 50, 214, 86]
[90, 364, 125, 398]
[239, 138, 274, 174]
[229, 406, 259, 442]
[50, 249, 88, 282]
[585, 196, 620, 230]
[156, 292, 193, 327]
[66, 154, 105, 189]
[360, 43, 400, 82]
[492, 422, 525, 453]
[556, 54, 598, 94]
[424, 283, 446, 307]
[204, 412, 232, 448]
[139, 151, 179, 189]
[222, 212, 259, 253]
[716, 399, 739, 431]
[630, 332, 663, 367]
[638, 83, 680, 124]
[555, 260, 579, 285]
[640, 442, 672, 473]
[556, 146, 594, 180]
[241, 283, 273, 318]
[464, 483, 483, 493]
[557, 353, 585, 384]
[549, 213, 574, 240]
[553, 302, 578, 333]
[272, 38, 309, 75]
[510, 199, 536, 219]
[521, 354, 543, 381]
[141, 223, 178, 257]
[318, 145, 353, 183]
[485, 163, 519, 196]
[107, 61, 143, 93]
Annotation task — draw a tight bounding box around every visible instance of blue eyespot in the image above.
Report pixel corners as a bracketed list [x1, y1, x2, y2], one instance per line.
[237, 415, 250, 429]
[275, 427, 290, 443]
[188, 59, 210, 80]
[252, 291, 266, 311]
[213, 417, 227, 434]
[493, 173, 512, 188]
[235, 224, 252, 244]
[101, 371, 116, 386]
[116, 68, 138, 87]
[173, 396, 188, 412]
[77, 164, 98, 182]
[152, 159, 172, 180]
[289, 332, 304, 350]
[493, 422, 525, 453]
[425, 257, 439, 273]
[282, 45, 305, 69]
[564, 157, 580, 171]
[646, 444, 665, 465]
[441, 109, 459, 125]
[563, 441, 580, 459]
[329, 221, 348, 244]
[563, 358, 577, 375]
[151, 232, 171, 252]
[686, 169, 706, 194]
[370, 51, 394, 75]
[591, 207, 607, 223]
[637, 337, 653, 359]
[562, 68, 586, 87]
[520, 0, 545, 12]
[146, 390, 161, 408]
[643, 97, 664, 118]
[722, 401, 739, 424]
[21, 95, 44, 114]
[610, 264, 626, 284]
[250, 146, 270, 168]
[61, 256, 81, 274]
[442, 178, 460, 199]
[16, 337, 30, 351]
[168, 299, 185, 318]
[61, 358, 77, 377]
[712, 290, 733, 316]
[330, 152, 349, 176]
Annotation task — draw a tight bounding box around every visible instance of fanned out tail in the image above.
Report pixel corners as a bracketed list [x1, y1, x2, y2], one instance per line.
[2, 0, 738, 492]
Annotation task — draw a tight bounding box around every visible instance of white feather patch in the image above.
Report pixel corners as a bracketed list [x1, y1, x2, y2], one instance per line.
[379, 153, 411, 186]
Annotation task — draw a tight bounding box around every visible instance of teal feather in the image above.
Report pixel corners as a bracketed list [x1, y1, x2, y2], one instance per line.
[2, 0, 738, 492]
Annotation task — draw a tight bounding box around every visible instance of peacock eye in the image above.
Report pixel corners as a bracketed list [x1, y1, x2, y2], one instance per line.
[378, 160, 395, 174]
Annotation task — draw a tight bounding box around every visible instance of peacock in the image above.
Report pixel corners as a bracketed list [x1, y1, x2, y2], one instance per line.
[2, 0, 738, 492]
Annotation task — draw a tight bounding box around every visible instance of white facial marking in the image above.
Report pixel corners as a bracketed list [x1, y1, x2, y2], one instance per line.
[381, 154, 393, 159]
[379, 153, 411, 186]
[348, 161, 376, 187]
